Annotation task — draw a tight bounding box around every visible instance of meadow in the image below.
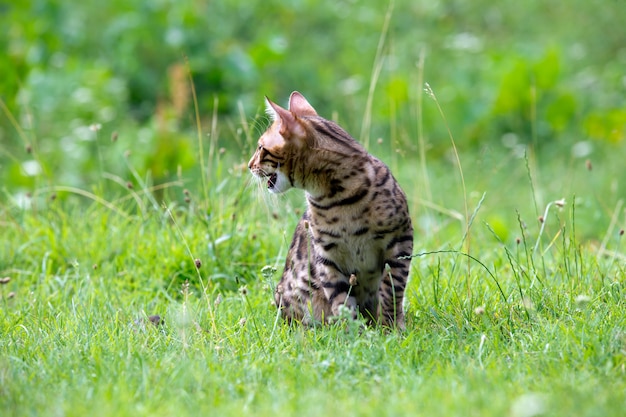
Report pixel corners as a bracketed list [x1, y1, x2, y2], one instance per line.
[1, 1, 625, 416]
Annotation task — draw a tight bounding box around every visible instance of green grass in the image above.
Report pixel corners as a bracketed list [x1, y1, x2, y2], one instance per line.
[2, 130, 625, 416]
[2, 2, 626, 414]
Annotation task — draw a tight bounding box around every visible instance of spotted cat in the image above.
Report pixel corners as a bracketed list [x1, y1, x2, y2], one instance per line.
[248, 91, 413, 328]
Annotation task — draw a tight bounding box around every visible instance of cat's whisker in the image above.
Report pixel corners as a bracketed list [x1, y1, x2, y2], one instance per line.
[250, 115, 271, 138]
[245, 173, 281, 217]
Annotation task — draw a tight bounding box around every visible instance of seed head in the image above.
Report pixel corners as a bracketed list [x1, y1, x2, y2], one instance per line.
[148, 315, 163, 326]
[474, 305, 485, 315]
[349, 274, 358, 286]
[0, 277, 11, 285]
[261, 265, 276, 278]
[180, 280, 190, 296]
[424, 82, 435, 99]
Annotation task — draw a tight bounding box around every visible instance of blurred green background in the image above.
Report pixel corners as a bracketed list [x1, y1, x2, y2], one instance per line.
[1, 0, 625, 227]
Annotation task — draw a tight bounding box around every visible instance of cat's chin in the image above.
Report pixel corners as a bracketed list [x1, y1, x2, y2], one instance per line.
[267, 172, 291, 194]
[267, 173, 282, 194]
[267, 173, 278, 189]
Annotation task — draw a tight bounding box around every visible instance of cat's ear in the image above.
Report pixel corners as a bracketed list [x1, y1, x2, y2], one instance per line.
[288, 91, 317, 117]
[265, 97, 282, 122]
[265, 96, 306, 139]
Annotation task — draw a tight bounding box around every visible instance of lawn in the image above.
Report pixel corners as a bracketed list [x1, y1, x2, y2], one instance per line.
[1, 1, 625, 416]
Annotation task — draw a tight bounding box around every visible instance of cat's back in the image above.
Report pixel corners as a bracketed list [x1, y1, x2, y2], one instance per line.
[306, 151, 411, 268]
[366, 155, 411, 233]
[306, 150, 410, 229]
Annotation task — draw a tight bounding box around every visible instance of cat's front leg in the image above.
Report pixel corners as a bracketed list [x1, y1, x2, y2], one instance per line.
[317, 266, 358, 320]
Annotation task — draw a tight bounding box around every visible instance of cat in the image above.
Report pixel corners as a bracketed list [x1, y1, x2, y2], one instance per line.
[248, 91, 413, 328]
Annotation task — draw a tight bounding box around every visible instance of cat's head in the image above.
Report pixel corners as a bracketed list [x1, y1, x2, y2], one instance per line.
[248, 91, 317, 194]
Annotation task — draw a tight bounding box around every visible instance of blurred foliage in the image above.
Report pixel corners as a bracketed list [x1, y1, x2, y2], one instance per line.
[0, 0, 625, 192]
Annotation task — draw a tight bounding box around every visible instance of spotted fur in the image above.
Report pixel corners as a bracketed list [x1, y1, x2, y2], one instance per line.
[248, 91, 413, 328]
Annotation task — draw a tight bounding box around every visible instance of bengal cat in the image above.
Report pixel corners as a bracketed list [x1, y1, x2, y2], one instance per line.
[248, 91, 413, 328]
